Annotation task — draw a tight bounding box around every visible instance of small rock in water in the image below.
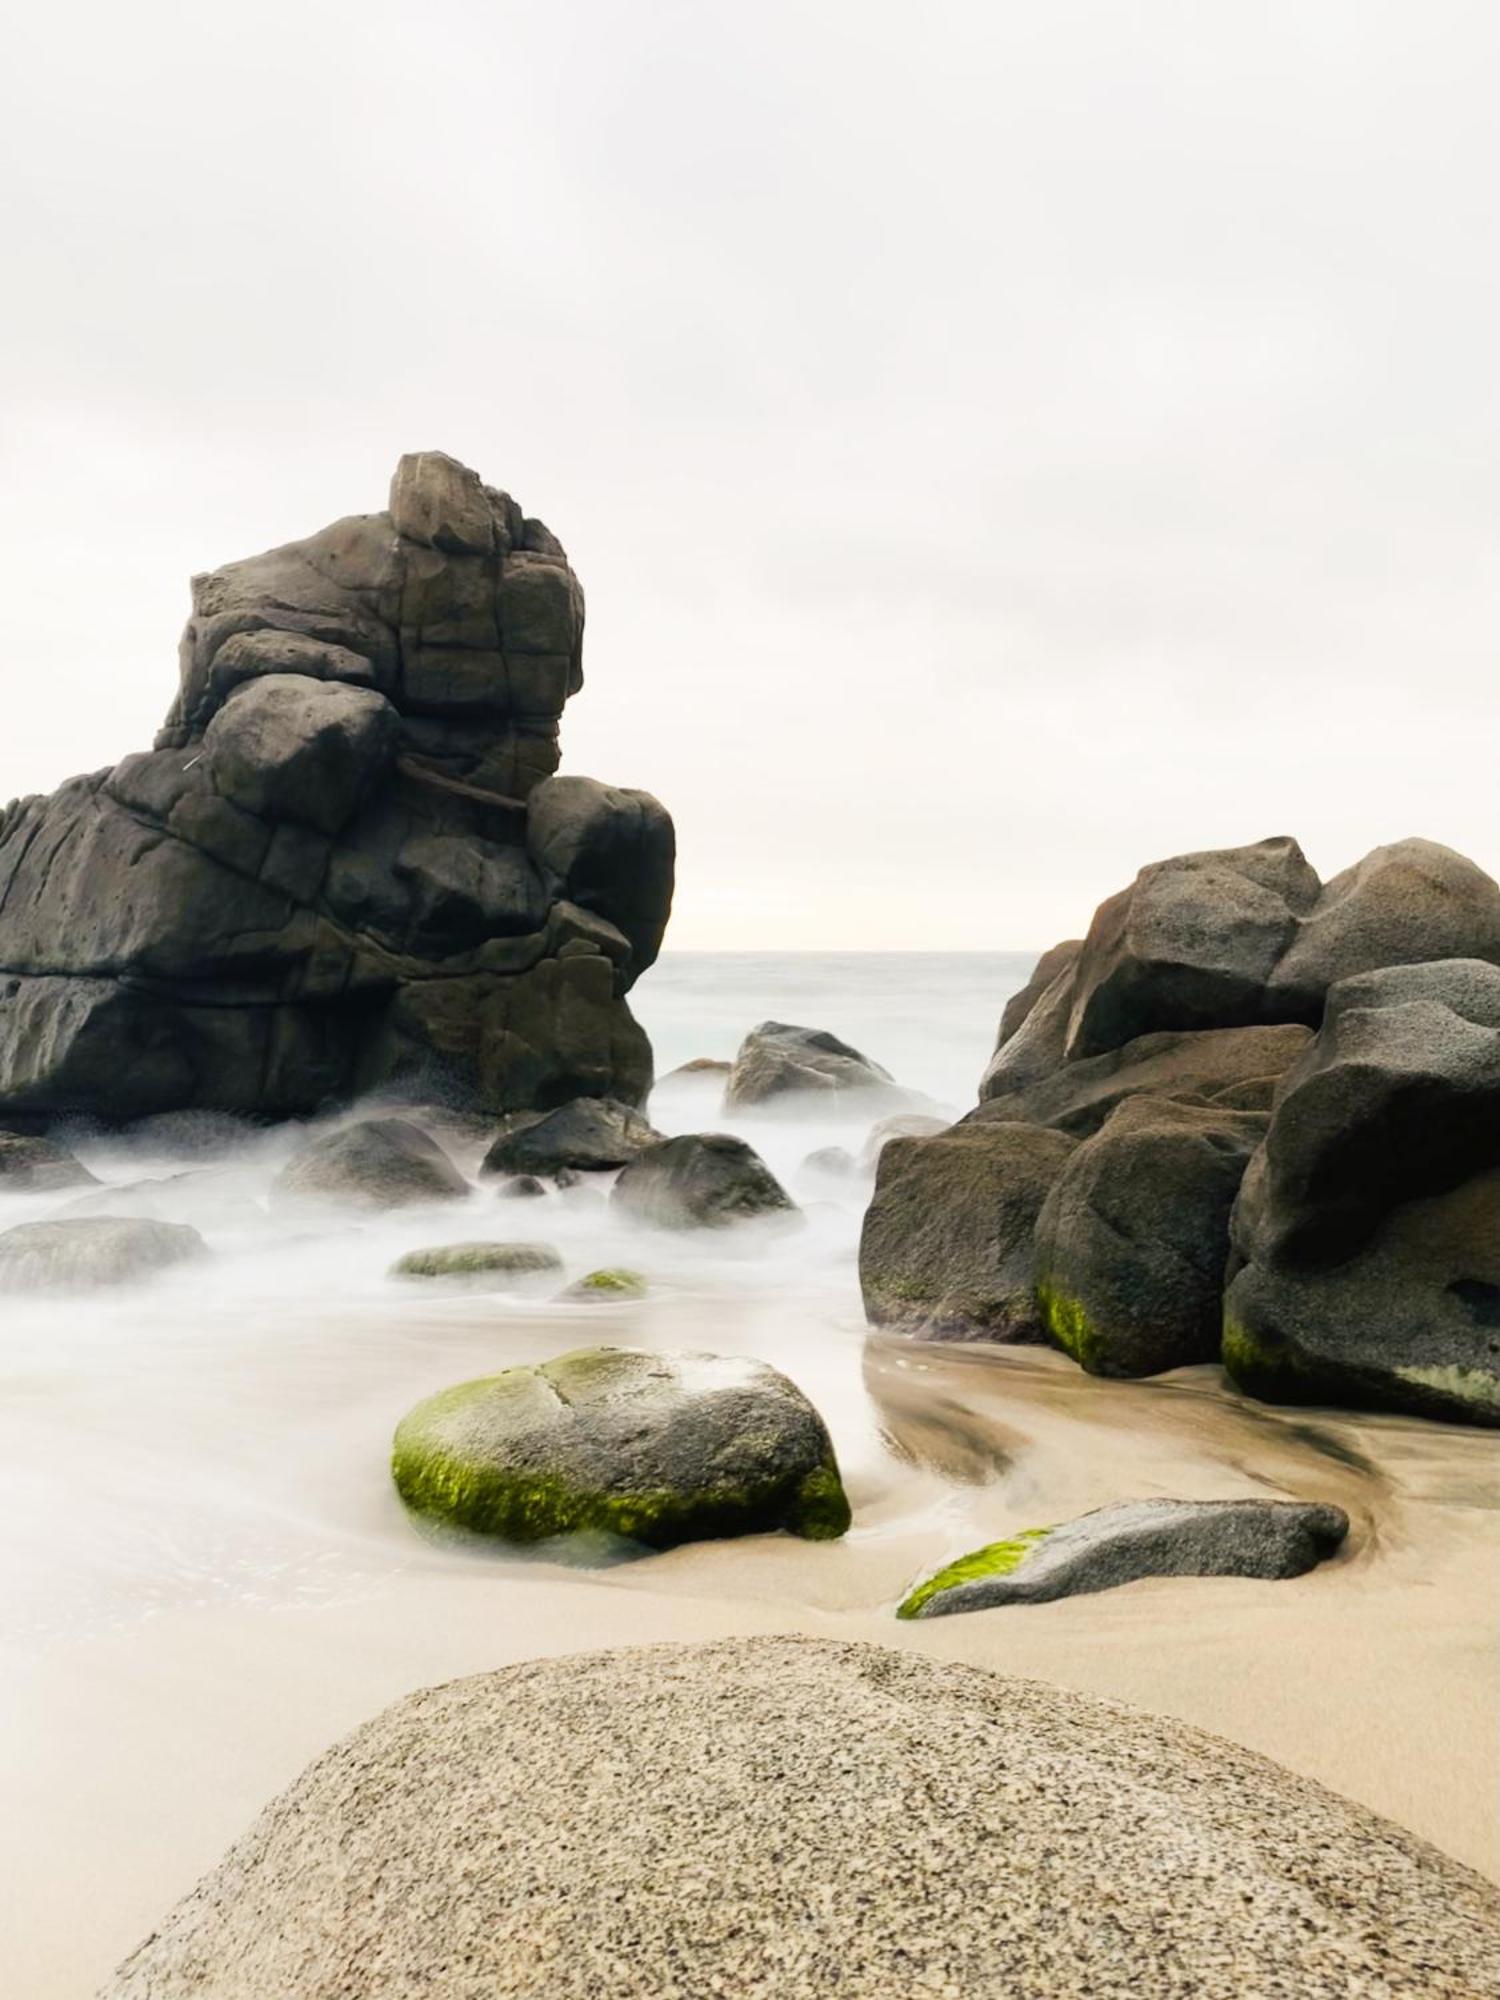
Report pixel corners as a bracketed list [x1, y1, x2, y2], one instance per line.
[392, 1346, 849, 1548]
[391, 1242, 562, 1289]
[612, 1133, 798, 1231]
[480, 1096, 660, 1177]
[0, 1216, 207, 1292]
[563, 1267, 648, 1301]
[798, 1144, 859, 1191]
[898, 1496, 1349, 1619]
[0, 1132, 96, 1193]
[858, 1111, 948, 1170]
[273, 1119, 469, 1210]
[494, 1174, 548, 1200]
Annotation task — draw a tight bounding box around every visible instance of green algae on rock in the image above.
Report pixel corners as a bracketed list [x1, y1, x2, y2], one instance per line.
[898, 1497, 1348, 1620]
[392, 1346, 850, 1550]
[391, 1240, 563, 1287]
[563, 1267, 648, 1300]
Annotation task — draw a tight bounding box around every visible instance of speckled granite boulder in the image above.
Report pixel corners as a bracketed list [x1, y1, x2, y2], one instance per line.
[611, 1133, 798, 1230]
[724, 1021, 907, 1110]
[102, 1635, 1499, 2000]
[391, 1347, 849, 1547]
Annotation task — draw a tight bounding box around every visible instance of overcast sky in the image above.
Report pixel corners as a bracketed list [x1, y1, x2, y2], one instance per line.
[1, 2, 1494, 949]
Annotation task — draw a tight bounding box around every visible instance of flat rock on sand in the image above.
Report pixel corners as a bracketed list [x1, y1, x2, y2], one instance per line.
[105, 1635, 1498, 2000]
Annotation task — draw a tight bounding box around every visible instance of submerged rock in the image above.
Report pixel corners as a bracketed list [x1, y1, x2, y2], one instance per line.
[858, 1111, 948, 1169]
[479, 1096, 660, 1177]
[0, 1216, 206, 1292]
[0, 1132, 95, 1192]
[102, 1634, 1499, 2000]
[1033, 1096, 1265, 1376]
[611, 1133, 797, 1230]
[899, 1497, 1349, 1619]
[0, 451, 672, 1123]
[274, 1118, 469, 1209]
[563, 1267, 648, 1300]
[724, 1021, 904, 1110]
[860, 1123, 1076, 1339]
[493, 1173, 547, 1200]
[391, 1241, 562, 1288]
[391, 1348, 849, 1547]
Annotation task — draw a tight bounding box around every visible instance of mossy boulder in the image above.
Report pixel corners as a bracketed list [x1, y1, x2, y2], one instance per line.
[392, 1346, 850, 1549]
[564, 1268, 648, 1300]
[391, 1241, 563, 1289]
[899, 1497, 1348, 1619]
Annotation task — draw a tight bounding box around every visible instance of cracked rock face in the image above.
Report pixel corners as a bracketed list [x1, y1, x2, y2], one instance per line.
[0, 452, 674, 1122]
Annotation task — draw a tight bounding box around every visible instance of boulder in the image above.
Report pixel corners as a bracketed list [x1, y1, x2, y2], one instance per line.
[0, 453, 672, 1123]
[479, 1096, 660, 1177]
[994, 937, 1083, 1048]
[391, 1348, 849, 1547]
[1033, 1097, 1266, 1376]
[494, 1174, 547, 1200]
[563, 1268, 648, 1301]
[897, 1497, 1349, 1618]
[858, 1110, 948, 1169]
[859, 1123, 1076, 1340]
[102, 1635, 1499, 2000]
[612, 1133, 797, 1230]
[724, 1021, 905, 1110]
[1268, 839, 1500, 1017]
[798, 1144, 859, 1191]
[0, 1132, 95, 1192]
[391, 1241, 562, 1288]
[1064, 838, 1321, 1060]
[977, 956, 1078, 1101]
[0, 1215, 206, 1291]
[972, 1022, 1312, 1138]
[273, 1118, 469, 1209]
[1223, 958, 1500, 1426]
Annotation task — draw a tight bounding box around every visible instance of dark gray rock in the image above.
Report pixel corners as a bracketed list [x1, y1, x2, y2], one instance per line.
[859, 1123, 1077, 1340]
[0, 1132, 95, 1192]
[0, 1215, 206, 1291]
[0, 453, 671, 1123]
[612, 1133, 797, 1230]
[978, 958, 1078, 1102]
[899, 1497, 1349, 1618]
[1033, 1096, 1266, 1376]
[995, 938, 1083, 1048]
[479, 1096, 661, 1177]
[1064, 839, 1321, 1060]
[273, 1118, 469, 1209]
[724, 1022, 905, 1110]
[1268, 839, 1500, 1018]
[972, 1023, 1312, 1138]
[1223, 958, 1500, 1425]
[391, 1347, 850, 1546]
[494, 1174, 547, 1200]
[101, 1635, 1500, 2000]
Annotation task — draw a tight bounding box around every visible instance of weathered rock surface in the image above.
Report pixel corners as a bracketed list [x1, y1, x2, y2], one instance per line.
[858, 1110, 948, 1168]
[994, 937, 1082, 1048]
[898, 1497, 1349, 1618]
[0, 452, 672, 1123]
[0, 1215, 206, 1291]
[273, 1118, 469, 1209]
[479, 1095, 660, 1177]
[0, 1132, 95, 1192]
[724, 1021, 905, 1110]
[103, 1634, 1500, 2000]
[391, 1241, 561, 1287]
[391, 1348, 849, 1547]
[860, 1123, 1076, 1339]
[1224, 958, 1500, 1424]
[612, 1133, 797, 1230]
[1034, 1096, 1266, 1376]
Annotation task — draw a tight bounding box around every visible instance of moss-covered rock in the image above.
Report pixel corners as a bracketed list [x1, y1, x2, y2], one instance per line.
[898, 1497, 1348, 1619]
[391, 1241, 562, 1288]
[392, 1346, 850, 1549]
[564, 1267, 648, 1300]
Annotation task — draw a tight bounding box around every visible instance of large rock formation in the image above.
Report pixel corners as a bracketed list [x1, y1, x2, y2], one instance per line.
[0, 452, 673, 1124]
[861, 835, 1500, 1424]
[103, 1635, 1500, 2000]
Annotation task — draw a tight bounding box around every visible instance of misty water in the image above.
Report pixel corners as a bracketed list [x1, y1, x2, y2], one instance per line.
[0, 952, 1031, 1652]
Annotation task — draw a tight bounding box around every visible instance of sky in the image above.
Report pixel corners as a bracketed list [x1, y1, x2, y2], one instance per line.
[0, 2, 1494, 950]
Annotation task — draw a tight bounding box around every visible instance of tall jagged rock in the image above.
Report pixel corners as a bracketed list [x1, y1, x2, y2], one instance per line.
[0, 452, 673, 1121]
